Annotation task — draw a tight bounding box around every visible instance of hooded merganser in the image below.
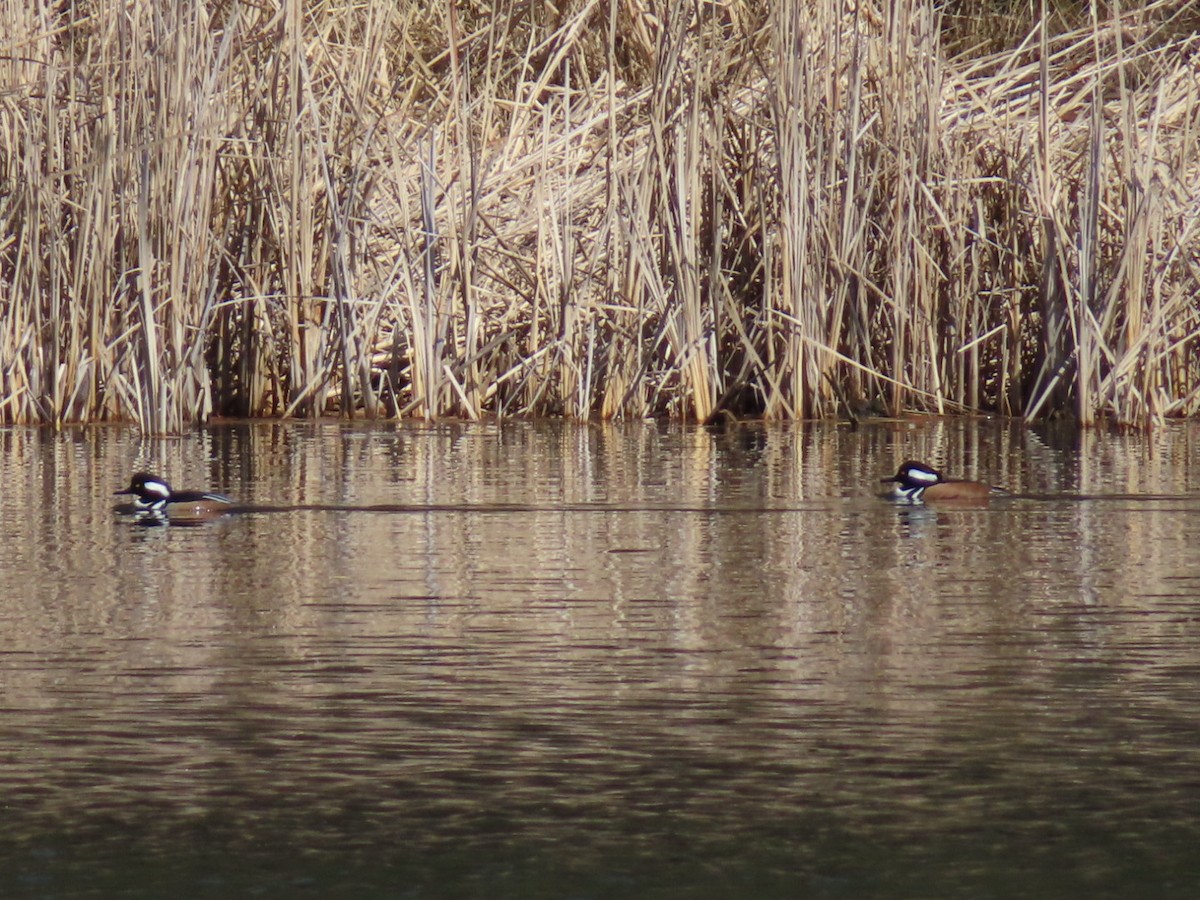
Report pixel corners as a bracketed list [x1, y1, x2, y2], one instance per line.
[880, 460, 1005, 503]
[114, 472, 235, 524]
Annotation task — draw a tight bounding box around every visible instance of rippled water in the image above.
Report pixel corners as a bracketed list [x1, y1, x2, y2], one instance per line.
[3, 419, 1200, 898]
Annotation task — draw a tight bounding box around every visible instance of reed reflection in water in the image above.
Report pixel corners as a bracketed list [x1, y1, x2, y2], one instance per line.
[1, 420, 1200, 898]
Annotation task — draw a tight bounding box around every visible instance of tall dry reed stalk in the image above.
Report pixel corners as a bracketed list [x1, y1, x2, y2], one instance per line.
[0, 0, 1197, 431]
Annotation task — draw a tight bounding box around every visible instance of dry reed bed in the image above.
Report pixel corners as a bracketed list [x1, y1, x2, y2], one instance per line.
[0, 0, 1197, 431]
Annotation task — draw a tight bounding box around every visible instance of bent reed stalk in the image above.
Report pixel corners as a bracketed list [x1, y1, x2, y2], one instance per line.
[0, 0, 1197, 432]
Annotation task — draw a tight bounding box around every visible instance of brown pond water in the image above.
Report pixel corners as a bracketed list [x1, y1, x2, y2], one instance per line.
[2, 419, 1200, 898]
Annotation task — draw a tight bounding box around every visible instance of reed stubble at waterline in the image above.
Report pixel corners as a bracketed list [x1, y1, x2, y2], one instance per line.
[1, 0, 1196, 432]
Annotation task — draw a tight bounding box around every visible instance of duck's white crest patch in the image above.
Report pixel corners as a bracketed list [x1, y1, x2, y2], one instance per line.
[906, 466, 940, 485]
[142, 479, 171, 499]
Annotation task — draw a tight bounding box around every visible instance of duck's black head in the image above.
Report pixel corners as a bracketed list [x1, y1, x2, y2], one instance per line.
[115, 472, 173, 508]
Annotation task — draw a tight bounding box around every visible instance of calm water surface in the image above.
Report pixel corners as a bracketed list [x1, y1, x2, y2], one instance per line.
[2, 420, 1200, 898]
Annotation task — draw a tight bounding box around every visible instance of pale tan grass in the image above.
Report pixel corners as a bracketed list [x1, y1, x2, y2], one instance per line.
[1, 0, 1197, 430]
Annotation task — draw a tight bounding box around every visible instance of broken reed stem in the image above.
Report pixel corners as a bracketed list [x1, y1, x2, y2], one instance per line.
[0, 0, 1197, 432]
